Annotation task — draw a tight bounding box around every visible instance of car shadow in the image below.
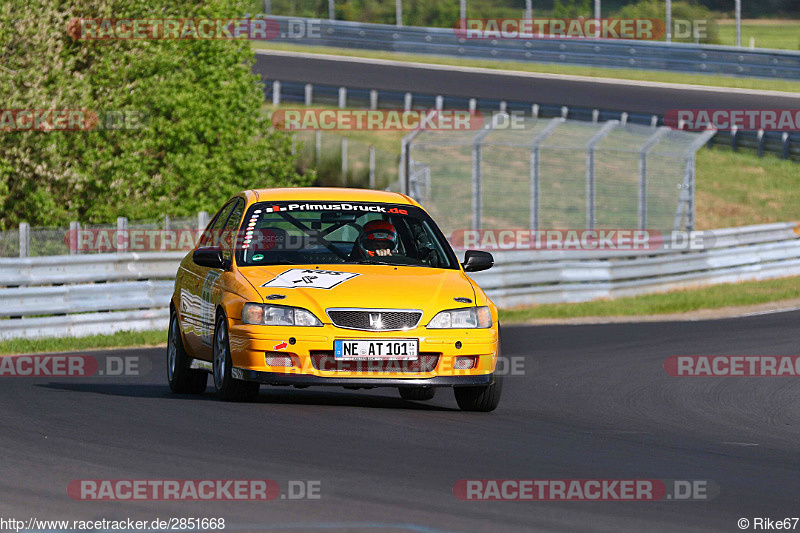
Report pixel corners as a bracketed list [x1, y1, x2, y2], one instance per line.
[37, 382, 460, 411]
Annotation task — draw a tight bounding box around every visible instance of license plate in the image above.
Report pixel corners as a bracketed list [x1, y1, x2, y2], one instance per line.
[334, 339, 419, 360]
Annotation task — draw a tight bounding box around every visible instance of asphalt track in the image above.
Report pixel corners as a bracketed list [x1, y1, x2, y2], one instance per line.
[252, 51, 800, 115]
[1, 311, 798, 532]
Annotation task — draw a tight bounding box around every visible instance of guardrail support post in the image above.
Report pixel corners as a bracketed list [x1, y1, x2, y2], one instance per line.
[338, 87, 347, 108]
[272, 81, 280, 106]
[404, 92, 412, 111]
[435, 95, 443, 111]
[469, 98, 476, 114]
[18, 222, 29, 258]
[370, 90, 378, 110]
[757, 129, 765, 157]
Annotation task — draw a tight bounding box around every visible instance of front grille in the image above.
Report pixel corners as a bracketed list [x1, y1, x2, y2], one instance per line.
[327, 309, 422, 331]
[310, 351, 440, 373]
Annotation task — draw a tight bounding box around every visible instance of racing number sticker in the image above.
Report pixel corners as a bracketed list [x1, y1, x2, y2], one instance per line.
[261, 269, 360, 290]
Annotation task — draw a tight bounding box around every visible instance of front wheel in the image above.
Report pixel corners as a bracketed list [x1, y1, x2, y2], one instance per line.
[454, 377, 502, 412]
[213, 314, 260, 402]
[167, 310, 207, 394]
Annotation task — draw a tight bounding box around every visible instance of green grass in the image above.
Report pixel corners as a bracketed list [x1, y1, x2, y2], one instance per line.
[717, 19, 800, 50]
[253, 41, 800, 93]
[0, 329, 167, 356]
[695, 148, 800, 229]
[500, 275, 800, 322]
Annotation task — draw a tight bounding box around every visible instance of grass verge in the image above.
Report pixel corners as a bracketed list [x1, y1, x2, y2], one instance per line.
[717, 19, 800, 50]
[0, 329, 167, 356]
[500, 276, 800, 323]
[253, 41, 800, 93]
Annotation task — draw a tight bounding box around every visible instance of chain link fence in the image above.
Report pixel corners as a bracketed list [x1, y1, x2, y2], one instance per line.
[401, 115, 715, 237]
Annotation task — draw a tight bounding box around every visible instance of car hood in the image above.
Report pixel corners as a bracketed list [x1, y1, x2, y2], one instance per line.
[241, 265, 476, 324]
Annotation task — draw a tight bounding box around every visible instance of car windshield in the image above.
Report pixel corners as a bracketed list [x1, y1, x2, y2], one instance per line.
[235, 201, 459, 269]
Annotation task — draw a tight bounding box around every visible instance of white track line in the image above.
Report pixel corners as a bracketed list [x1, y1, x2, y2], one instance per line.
[255, 49, 800, 99]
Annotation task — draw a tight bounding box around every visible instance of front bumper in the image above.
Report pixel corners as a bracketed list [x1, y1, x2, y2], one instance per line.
[231, 368, 495, 388]
[226, 321, 498, 383]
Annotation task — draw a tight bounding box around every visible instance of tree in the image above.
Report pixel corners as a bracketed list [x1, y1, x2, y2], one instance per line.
[0, 0, 312, 229]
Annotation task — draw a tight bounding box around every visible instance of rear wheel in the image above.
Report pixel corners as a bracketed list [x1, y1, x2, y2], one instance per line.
[213, 314, 260, 402]
[398, 386, 436, 401]
[454, 377, 502, 412]
[167, 310, 207, 394]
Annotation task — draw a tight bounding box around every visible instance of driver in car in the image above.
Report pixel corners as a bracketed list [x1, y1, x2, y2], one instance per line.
[357, 220, 399, 258]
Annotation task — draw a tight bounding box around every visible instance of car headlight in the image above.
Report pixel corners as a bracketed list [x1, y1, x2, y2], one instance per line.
[241, 303, 322, 327]
[426, 306, 492, 329]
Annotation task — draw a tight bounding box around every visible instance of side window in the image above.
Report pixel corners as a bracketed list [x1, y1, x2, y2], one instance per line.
[198, 201, 236, 248]
[220, 198, 245, 262]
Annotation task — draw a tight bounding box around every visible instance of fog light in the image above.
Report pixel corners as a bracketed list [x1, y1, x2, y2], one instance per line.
[265, 353, 293, 367]
[454, 356, 477, 370]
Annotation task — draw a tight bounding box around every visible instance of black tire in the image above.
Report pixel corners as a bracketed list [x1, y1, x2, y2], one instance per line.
[167, 310, 207, 394]
[454, 376, 503, 412]
[212, 313, 260, 402]
[398, 386, 436, 401]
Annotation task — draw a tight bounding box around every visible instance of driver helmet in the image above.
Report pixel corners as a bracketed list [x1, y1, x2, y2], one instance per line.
[358, 220, 399, 257]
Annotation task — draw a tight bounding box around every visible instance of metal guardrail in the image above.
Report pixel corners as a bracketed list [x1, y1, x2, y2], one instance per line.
[268, 16, 800, 79]
[269, 80, 799, 162]
[0, 223, 798, 340]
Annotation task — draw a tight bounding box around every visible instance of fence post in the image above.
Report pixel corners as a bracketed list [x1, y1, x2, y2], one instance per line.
[782, 133, 790, 159]
[638, 127, 669, 230]
[18, 222, 29, 258]
[585, 120, 618, 230]
[731, 126, 738, 152]
[163, 215, 170, 251]
[304, 83, 313, 106]
[315, 130, 322, 168]
[757, 129, 765, 157]
[291, 134, 297, 156]
[528, 118, 564, 231]
[369, 145, 376, 189]
[117, 216, 128, 253]
[69, 221, 79, 255]
[272, 81, 281, 106]
[328, 0, 334, 20]
[338, 87, 347, 108]
[341, 137, 348, 186]
[396, 0, 402, 26]
[198, 211, 210, 231]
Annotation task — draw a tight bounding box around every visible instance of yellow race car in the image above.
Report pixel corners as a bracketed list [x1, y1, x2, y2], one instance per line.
[167, 188, 501, 411]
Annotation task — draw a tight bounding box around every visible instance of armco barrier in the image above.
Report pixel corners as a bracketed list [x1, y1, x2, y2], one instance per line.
[267, 16, 800, 79]
[0, 223, 797, 340]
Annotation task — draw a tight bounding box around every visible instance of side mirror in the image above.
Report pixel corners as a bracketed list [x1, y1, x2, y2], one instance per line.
[462, 250, 494, 272]
[193, 247, 227, 269]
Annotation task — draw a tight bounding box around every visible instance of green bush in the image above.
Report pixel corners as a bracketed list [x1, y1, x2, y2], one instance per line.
[0, 0, 313, 229]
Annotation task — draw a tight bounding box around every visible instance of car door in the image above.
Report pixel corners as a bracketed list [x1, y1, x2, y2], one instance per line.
[182, 199, 238, 357]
